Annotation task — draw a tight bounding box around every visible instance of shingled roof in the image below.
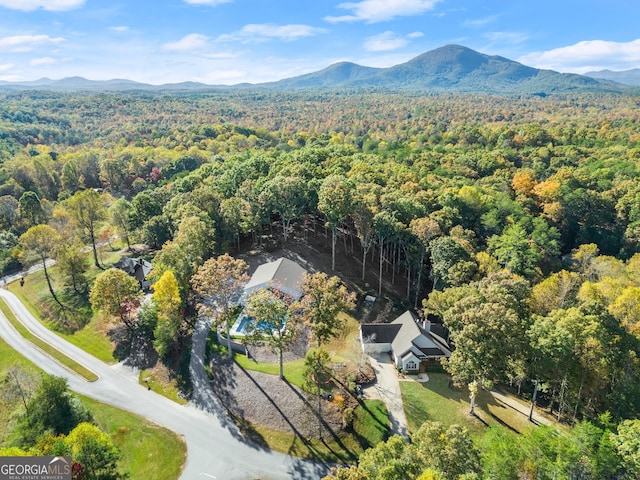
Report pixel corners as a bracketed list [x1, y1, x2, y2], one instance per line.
[361, 310, 450, 360]
[242, 257, 307, 301]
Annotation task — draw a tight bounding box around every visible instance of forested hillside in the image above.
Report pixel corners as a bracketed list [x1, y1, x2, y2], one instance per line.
[2, 88, 640, 476]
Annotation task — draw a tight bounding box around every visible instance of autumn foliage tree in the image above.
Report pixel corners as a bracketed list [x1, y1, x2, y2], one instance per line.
[19, 224, 63, 308]
[191, 254, 249, 358]
[89, 268, 142, 331]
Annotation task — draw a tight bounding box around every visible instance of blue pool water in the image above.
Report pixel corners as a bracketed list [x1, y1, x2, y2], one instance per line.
[234, 313, 284, 335]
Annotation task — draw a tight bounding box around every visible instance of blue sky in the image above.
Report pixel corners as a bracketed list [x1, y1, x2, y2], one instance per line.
[0, 0, 639, 84]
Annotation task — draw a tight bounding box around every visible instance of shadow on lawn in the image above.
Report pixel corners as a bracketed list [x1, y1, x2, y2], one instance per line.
[280, 378, 356, 463]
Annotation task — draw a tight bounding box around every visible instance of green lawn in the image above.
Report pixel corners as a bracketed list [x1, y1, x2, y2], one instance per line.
[7, 245, 125, 364]
[400, 373, 540, 439]
[234, 354, 307, 388]
[81, 395, 186, 480]
[0, 298, 99, 381]
[0, 336, 185, 480]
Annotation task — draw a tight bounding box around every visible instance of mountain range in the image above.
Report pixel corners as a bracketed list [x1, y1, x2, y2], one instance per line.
[584, 68, 640, 86]
[0, 44, 636, 94]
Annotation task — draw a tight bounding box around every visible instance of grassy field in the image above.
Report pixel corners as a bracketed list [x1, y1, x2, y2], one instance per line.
[7, 245, 124, 364]
[234, 354, 307, 387]
[0, 337, 186, 479]
[400, 373, 541, 439]
[139, 364, 188, 405]
[0, 298, 99, 381]
[81, 395, 186, 480]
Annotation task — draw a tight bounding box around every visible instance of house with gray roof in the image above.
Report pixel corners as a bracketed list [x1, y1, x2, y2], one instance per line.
[230, 258, 308, 338]
[241, 257, 307, 303]
[360, 310, 451, 372]
[113, 256, 153, 290]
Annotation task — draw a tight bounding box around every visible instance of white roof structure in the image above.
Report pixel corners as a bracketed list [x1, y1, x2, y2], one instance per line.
[242, 257, 307, 302]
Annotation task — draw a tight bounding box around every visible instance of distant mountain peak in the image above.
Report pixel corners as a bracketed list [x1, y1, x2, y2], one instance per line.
[0, 45, 627, 94]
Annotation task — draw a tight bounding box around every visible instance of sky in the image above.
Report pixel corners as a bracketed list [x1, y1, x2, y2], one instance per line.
[0, 0, 639, 85]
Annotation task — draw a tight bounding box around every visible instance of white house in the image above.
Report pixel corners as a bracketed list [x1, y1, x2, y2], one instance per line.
[230, 257, 308, 338]
[360, 311, 451, 372]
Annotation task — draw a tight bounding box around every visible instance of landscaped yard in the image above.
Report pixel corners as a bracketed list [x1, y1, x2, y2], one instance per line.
[205, 307, 390, 464]
[0, 298, 98, 381]
[400, 372, 546, 439]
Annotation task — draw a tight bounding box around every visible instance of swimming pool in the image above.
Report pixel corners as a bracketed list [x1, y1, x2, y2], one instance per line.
[230, 311, 285, 337]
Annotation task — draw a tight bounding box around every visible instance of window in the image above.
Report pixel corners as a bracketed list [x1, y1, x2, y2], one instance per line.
[406, 361, 417, 370]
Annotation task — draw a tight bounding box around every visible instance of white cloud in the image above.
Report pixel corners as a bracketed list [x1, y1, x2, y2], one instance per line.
[519, 39, 640, 73]
[364, 31, 408, 52]
[217, 24, 327, 43]
[109, 26, 130, 33]
[0, 63, 14, 72]
[163, 33, 209, 51]
[0, 0, 84, 11]
[30, 56, 57, 66]
[464, 15, 498, 27]
[183, 0, 233, 5]
[407, 31, 424, 39]
[325, 0, 440, 23]
[483, 31, 529, 47]
[0, 35, 65, 52]
[204, 52, 240, 59]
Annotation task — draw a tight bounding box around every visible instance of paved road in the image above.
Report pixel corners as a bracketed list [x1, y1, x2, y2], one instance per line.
[0, 287, 329, 480]
[362, 353, 409, 438]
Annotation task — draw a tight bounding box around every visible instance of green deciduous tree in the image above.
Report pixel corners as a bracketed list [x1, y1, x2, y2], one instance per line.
[297, 272, 356, 348]
[65, 422, 122, 480]
[18, 191, 45, 230]
[65, 189, 107, 269]
[612, 419, 640, 478]
[152, 270, 183, 358]
[261, 175, 308, 242]
[318, 174, 352, 271]
[20, 224, 63, 308]
[13, 375, 91, 448]
[108, 197, 133, 251]
[56, 240, 89, 294]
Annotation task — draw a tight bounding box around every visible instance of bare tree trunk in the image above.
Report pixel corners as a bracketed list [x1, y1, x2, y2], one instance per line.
[42, 260, 64, 309]
[89, 228, 103, 269]
[529, 379, 539, 422]
[378, 238, 384, 296]
[331, 227, 336, 271]
[361, 247, 367, 281]
[225, 315, 233, 359]
[573, 370, 587, 422]
[406, 265, 411, 301]
[414, 253, 424, 309]
[557, 376, 567, 422]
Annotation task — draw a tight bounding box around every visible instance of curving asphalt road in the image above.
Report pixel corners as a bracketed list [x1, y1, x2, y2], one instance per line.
[0, 286, 330, 480]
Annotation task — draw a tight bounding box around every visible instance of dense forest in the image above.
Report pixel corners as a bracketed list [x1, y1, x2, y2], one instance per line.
[2, 88, 640, 478]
